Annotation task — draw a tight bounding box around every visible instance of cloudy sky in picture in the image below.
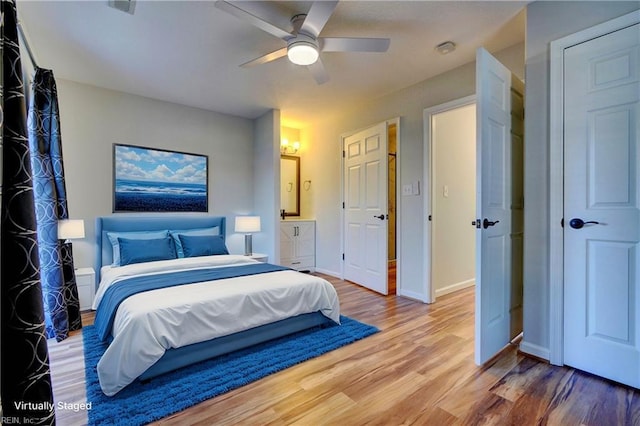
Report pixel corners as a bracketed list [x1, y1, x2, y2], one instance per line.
[115, 145, 207, 185]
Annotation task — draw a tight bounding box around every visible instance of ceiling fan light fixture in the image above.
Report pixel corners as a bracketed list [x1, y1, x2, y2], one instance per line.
[287, 35, 319, 66]
[288, 42, 319, 65]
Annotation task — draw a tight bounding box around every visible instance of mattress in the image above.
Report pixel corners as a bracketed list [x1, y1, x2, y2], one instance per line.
[93, 254, 340, 396]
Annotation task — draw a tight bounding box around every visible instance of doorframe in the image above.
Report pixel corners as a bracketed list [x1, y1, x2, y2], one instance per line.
[423, 95, 476, 303]
[548, 10, 639, 366]
[340, 117, 402, 294]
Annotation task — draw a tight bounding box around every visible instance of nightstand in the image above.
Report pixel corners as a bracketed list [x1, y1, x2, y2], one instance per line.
[247, 253, 268, 263]
[75, 267, 96, 311]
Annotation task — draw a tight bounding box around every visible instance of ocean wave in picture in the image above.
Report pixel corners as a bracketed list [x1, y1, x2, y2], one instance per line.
[116, 180, 206, 196]
[114, 180, 207, 212]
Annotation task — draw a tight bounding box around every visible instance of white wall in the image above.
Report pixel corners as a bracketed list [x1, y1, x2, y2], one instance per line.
[432, 104, 476, 295]
[252, 109, 280, 262]
[304, 42, 524, 286]
[297, 127, 315, 220]
[521, 1, 640, 359]
[56, 79, 256, 270]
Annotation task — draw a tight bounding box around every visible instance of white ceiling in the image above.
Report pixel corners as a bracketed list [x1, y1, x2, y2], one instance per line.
[18, 1, 527, 126]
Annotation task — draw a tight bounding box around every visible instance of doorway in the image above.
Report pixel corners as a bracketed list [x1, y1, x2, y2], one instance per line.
[424, 95, 476, 303]
[423, 47, 525, 365]
[388, 123, 398, 295]
[431, 103, 476, 300]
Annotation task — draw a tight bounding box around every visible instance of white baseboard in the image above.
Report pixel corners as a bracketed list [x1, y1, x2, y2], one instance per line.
[519, 341, 550, 361]
[313, 267, 341, 279]
[435, 278, 475, 298]
[397, 288, 429, 303]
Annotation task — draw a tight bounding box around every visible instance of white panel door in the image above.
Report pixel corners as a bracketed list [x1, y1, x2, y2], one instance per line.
[344, 122, 388, 294]
[475, 48, 524, 365]
[564, 24, 640, 389]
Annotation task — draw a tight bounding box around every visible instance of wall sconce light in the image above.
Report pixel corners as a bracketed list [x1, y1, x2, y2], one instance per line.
[281, 138, 300, 154]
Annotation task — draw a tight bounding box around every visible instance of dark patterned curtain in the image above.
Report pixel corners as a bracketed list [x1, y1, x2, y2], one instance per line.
[1, 0, 55, 424]
[29, 68, 81, 342]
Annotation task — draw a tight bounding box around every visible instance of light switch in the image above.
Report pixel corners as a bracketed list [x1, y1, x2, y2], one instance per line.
[402, 184, 413, 196]
[443, 185, 449, 198]
[412, 181, 421, 195]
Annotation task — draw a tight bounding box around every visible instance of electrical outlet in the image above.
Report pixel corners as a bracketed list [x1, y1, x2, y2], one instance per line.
[402, 184, 413, 196]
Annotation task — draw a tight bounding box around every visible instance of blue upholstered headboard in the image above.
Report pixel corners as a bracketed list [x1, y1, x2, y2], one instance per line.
[95, 215, 226, 281]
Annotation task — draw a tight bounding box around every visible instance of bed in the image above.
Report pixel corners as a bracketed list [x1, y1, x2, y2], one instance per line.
[93, 215, 340, 396]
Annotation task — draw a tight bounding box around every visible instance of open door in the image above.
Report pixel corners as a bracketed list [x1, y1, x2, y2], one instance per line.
[475, 47, 524, 365]
[343, 122, 388, 294]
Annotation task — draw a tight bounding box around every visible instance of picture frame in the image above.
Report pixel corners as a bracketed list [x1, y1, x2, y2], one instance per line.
[113, 143, 208, 212]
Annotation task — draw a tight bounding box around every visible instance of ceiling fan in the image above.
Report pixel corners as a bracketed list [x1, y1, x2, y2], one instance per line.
[215, 0, 391, 84]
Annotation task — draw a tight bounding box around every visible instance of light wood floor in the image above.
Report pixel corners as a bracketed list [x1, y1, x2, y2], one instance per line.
[48, 274, 639, 425]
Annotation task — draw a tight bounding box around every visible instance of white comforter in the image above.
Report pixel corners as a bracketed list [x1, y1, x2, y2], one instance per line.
[93, 255, 340, 396]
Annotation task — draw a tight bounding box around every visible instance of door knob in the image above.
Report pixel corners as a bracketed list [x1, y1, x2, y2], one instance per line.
[569, 218, 600, 229]
[483, 218, 500, 229]
[373, 214, 386, 220]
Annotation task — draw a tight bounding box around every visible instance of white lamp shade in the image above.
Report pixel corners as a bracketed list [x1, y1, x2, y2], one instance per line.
[235, 216, 261, 233]
[58, 219, 85, 240]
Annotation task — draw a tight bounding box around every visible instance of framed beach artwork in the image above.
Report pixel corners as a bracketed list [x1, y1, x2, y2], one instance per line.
[113, 143, 208, 212]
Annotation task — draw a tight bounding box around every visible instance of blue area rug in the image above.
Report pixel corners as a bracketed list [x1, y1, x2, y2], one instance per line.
[83, 316, 378, 425]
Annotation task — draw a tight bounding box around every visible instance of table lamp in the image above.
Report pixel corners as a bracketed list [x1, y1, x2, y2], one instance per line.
[58, 219, 85, 242]
[235, 216, 260, 256]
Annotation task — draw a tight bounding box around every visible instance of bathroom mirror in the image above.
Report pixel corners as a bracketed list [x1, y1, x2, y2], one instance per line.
[280, 155, 300, 217]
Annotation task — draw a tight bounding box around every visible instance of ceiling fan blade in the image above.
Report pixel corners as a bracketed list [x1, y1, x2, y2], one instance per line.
[240, 47, 288, 68]
[322, 37, 391, 53]
[215, 1, 291, 40]
[300, 1, 338, 38]
[308, 58, 330, 85]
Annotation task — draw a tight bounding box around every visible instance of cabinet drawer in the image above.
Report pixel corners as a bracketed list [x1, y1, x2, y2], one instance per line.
[281, 256, 315, 271]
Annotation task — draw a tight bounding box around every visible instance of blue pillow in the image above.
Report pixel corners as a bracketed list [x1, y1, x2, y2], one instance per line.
[169, 227, 220, 258]
[118, 236, 177, 266]
[107, 230, 170, 266]
[178, 234, 229, 258]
